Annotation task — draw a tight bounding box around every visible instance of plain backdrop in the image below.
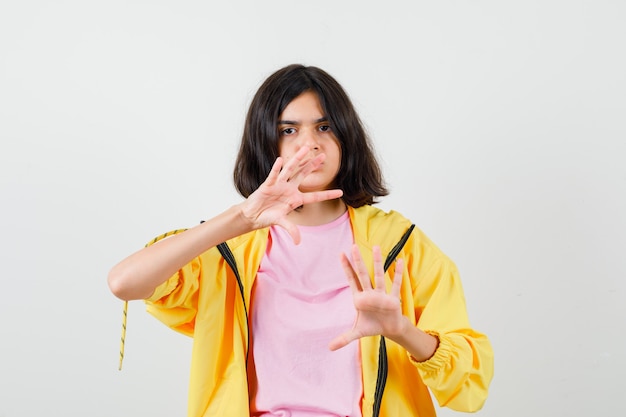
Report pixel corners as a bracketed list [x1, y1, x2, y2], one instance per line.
[1, 1, 624, 416]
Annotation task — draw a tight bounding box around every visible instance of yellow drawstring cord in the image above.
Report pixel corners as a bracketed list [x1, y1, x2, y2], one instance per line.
[118, 228, 188, 370]
[118, 301, 127, 370]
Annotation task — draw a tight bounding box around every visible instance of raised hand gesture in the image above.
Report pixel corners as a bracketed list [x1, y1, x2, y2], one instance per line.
[329, 245, 406, 350]
[240, 146, 343, 244]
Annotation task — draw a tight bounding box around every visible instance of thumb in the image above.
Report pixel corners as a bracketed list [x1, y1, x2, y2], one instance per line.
[276, 219, 301, 245]
[328, 329, 360, 351]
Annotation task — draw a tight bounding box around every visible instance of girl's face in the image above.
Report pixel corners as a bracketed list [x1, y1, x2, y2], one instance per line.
[277, 91, 341, 193]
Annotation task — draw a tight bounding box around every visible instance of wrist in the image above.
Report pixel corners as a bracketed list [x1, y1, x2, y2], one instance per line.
[387, 317, 438, 362]
[387, 316, 413, 342]
[231, 202, 258, 232]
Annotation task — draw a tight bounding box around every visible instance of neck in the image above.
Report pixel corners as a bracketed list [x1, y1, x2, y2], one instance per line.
[288, 199, 347, 226]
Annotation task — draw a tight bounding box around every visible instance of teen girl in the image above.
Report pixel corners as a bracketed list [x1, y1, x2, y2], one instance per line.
[108, 64, 494, 417]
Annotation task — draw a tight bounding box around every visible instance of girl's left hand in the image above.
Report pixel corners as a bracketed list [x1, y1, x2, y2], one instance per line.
[329, 245, 407, 351]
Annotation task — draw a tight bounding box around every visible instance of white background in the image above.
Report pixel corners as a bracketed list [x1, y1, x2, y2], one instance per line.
[1, 1, 624, 416]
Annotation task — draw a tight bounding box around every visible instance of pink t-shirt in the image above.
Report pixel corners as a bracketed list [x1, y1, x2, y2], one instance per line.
[250, 212, 362, 417]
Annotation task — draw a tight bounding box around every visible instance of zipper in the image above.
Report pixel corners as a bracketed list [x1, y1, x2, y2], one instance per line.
[372, 224, 415, 417]
[216, 242, 250, 366]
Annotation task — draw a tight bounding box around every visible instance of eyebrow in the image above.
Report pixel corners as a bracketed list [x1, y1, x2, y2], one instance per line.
[278, 117, 328, 125]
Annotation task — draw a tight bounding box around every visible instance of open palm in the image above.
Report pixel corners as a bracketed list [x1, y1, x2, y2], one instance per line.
[241, 146, 343, 244]
[329, 245, 406, 351]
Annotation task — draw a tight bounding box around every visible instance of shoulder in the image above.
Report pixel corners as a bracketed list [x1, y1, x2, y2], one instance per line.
[349, 205, 451, 264]
[193, 228, 269, 267]
[209, 228, 270, 278]
[226, 227, 269, 249]
[349, 205, 413, 251]
[349, 204, 411, 233]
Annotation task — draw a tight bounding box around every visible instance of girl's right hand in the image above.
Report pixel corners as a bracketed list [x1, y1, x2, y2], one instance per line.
[239, 146, 343, 244]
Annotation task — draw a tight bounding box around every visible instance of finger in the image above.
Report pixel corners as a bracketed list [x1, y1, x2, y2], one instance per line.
[277, 147, 312, 182]
[283, 153, 326, 186]
[391, 258, 404, 298]
[372, 246, 385, 291]
[300, 188, 344, 205]
[290, 153, 325, 183]
[340, 252, 362, 292]
[263, 157, 284, 187]
[328, 329, 360, 351]
[351, 245, 372, 290]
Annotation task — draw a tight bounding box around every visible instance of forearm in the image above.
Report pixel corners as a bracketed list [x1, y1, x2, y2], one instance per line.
[107, 204, 252, 301]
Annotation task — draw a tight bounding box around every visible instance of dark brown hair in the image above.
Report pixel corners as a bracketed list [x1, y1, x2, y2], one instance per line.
[233, 64, 388, 207]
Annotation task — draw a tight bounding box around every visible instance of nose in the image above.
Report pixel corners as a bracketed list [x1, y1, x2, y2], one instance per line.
[300, 128, 320, 150]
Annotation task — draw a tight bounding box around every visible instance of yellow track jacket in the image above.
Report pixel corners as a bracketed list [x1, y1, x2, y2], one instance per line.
[145, 205, 494, 416]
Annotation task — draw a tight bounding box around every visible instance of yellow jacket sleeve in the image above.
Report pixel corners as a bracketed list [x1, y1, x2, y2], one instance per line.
[408, 247, 494, 412]
[144, 254, 203, 337]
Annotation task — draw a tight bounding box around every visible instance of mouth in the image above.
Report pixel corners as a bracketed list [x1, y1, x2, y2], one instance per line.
[298, 157, 322, 169]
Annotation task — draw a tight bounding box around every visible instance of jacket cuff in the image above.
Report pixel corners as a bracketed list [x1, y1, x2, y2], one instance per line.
[407, 330, 452, 373]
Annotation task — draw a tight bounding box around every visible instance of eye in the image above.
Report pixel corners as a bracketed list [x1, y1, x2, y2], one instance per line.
[319, 125, 331, 132]
[280, 127, 296, 136]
